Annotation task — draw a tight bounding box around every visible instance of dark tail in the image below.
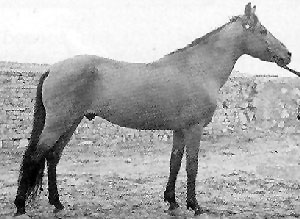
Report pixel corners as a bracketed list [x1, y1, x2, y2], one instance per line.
[16, 70, 50, 203]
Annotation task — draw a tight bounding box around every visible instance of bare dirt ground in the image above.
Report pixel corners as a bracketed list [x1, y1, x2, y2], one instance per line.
[1, 132, 300, 219]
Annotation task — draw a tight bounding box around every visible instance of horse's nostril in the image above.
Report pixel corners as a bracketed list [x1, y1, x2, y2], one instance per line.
[288, 52, 292, 57]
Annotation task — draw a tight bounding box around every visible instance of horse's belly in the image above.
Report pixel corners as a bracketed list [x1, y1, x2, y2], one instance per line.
[106, 114, 171, 130]
[93, 96, 217, 130]
[96, 101, 175, 130]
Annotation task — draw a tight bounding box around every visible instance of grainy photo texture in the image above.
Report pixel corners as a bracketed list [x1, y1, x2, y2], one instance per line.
[1, 1, 300, 218]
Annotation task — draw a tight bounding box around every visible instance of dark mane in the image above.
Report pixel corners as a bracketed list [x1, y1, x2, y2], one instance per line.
[168, 16, 240, 56]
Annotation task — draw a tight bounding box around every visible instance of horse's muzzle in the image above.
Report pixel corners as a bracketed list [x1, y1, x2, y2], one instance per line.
[274, 52, 291, 67]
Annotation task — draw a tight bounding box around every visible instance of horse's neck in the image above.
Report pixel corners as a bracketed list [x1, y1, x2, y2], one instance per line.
[167, 21, 244, 88]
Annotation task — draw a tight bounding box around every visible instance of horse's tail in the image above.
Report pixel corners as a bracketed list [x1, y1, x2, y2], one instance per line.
[17, 70, 49, 201]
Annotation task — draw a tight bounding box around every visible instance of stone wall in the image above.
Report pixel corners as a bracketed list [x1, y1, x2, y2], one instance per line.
[1, 62, 300, 148]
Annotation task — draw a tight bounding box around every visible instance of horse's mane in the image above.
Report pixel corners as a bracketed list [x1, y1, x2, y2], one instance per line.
[168, 16, 240, 56]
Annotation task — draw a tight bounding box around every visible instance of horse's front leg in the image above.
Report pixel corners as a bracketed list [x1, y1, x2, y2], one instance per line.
[184, 124, 207, 215]
[164, 129, 185, 211]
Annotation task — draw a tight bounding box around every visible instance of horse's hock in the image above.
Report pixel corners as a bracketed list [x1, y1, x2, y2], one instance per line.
[1, 62, 300, 148]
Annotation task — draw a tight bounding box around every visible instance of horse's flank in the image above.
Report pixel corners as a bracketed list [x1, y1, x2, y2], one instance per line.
[43, 20, 243, 132]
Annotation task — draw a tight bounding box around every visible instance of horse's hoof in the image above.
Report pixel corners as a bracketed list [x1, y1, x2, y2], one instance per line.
[169, 202, 179, 210]
[164, 202, 182, 216]
[14, 212, 30, 219]
[194, 207, 209, 216]
[53, 203, 64, 213]
[14, 208, 26, 217]
[165, 207, 183, 217]
[14, 212, 23, 217]
[187, 201, 208, 216]
[53, 207, 63, 214]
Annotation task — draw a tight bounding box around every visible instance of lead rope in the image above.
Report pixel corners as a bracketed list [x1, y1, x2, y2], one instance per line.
[281, 66, 300, 120]
[281, 65, 300, 77]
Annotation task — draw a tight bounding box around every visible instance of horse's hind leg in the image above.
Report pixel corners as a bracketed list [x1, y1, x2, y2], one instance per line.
[46, 120, 81, 213]
[14, 118, 73, 215]
[47, 157, 64, 212]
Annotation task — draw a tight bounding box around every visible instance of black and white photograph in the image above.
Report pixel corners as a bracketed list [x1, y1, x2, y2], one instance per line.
[1, 0, 300, 218]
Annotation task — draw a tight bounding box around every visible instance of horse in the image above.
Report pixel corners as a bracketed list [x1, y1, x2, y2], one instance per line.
[14, 2, 292, 216]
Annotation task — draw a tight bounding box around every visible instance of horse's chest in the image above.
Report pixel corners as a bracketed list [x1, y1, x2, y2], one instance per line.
[179, 86, 218, 126]
[188, 94, 217, 114]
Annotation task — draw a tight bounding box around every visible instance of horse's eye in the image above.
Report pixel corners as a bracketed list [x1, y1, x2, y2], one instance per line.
[260, 29, 267, 35]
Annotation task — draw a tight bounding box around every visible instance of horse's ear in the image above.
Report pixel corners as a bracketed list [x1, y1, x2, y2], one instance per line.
[244, 3, 258, 28]
[251, 5, 256, 14]
[252, 6, 258, 26]
[245, 2, 252, 18]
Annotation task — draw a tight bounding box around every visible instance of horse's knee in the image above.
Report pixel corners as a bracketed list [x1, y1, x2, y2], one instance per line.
[46, 150, 59, 164]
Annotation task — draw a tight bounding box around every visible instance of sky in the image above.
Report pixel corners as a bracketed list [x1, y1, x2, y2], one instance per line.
[0, 0, 299, 76]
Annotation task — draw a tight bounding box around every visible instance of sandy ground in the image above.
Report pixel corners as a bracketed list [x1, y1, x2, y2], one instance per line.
[1, 132, 300, 219]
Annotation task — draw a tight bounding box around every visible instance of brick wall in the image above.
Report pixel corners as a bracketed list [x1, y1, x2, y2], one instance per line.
[1, 62, 300, 148]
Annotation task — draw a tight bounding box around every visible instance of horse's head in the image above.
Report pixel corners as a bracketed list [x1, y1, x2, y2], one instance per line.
[239, 2, 291, 67]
